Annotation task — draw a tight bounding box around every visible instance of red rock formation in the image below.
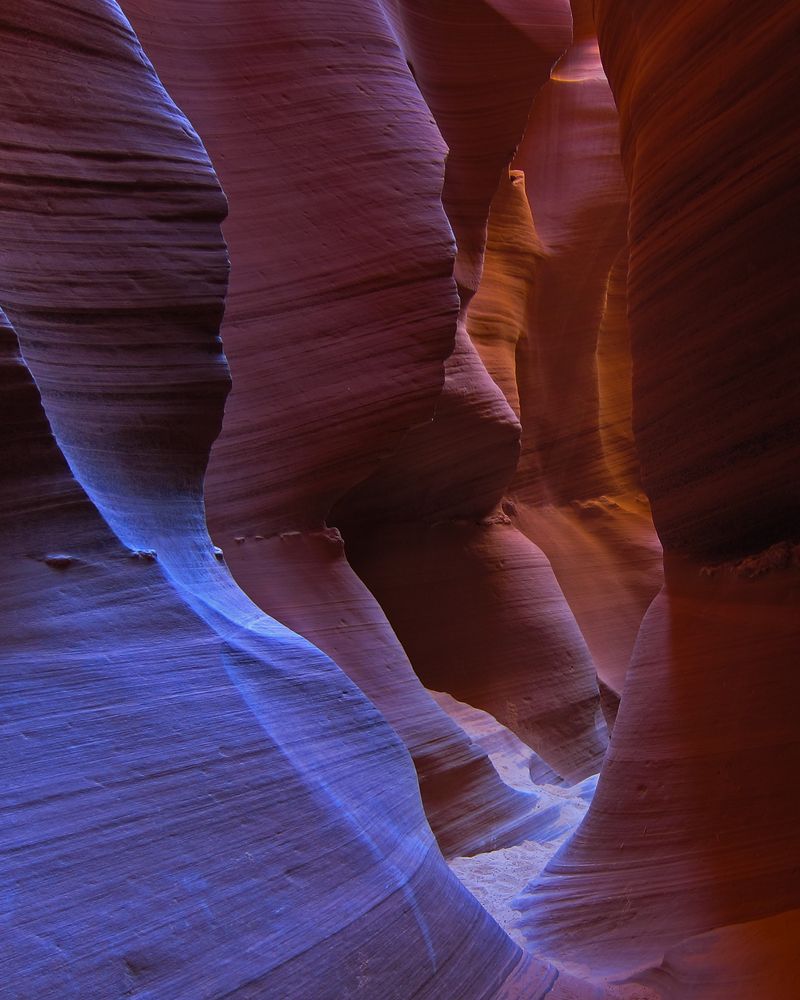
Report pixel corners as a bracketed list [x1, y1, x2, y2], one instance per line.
[512, 0, 629, 504]
[380, 0, 572, 297]
[0, 7, 595, 997]
[121, 0, 556, 856]
[346, 516, 608, 781]
[122, 0, 608, 819]
[596, 1, 800, 561]
[336, 0, 609, 782]
[5, 0, 798, 995]
[595, 250, 638, 492]
[460, 0, 662, 699]
[0, 0, 229, 543]
[516, 0, 800, 981]
[619, 909, 800, 1000]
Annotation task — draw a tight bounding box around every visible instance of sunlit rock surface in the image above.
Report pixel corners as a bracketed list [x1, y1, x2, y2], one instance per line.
[2, 0, 798, 998]
[473, 0, 664, 701]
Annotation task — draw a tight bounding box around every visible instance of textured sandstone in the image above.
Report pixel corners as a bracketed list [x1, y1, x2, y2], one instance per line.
[457, 1, 663, 699]
[0, 6, 586, 995]
[380, 0, 572, 298]
[337, 0, 609, 781]
[347, 517, 607, 781]
[122, 0, 554, 856]
[512, 0, 629, 505]
[466, 170, 541, 419]
[0, 298, 572, 996]
[618, 909, 800, 1000]
[3, 0, 798, 996]
[515, 0, 800, 980]
[594, 1, 800, 560]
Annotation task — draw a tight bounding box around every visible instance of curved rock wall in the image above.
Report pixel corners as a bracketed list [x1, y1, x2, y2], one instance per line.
[0, 6, 589, 997]
[0, 299, 568, 997]
[455, 0, 662, 701]
[379, 0, 572, 299]
[516, 0, 800, 985]
[596, 0, 800, 560]
[3, 1, 798, 997]
[336, 0, 609, 782]
[512, 0, 629, 505]
[120, 0, 556, 856]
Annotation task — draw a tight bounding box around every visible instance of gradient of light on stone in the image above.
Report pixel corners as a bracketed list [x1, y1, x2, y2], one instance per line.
[597, 1, 800, 560]
[2, 0, 797, 996]
[379, 0, 572, 299]
[460, 1, 662, 701]
[336, 0, 609, 783]
[512, 0, 629, 506]
[0, 4, 607, 996]
[0, 293, 581, 997]
[515, 1, 800, 985]
[119, 0, 581, 857]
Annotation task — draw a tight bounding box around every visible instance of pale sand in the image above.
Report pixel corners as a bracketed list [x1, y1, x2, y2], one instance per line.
[432, 689, 596, 948]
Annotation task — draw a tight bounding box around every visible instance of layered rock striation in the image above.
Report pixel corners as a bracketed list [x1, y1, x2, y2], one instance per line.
[3, 0, 798, 997]
[0, 6, 587, 996]
[515, 0, 800, 986]
[120, 0, 570, 856]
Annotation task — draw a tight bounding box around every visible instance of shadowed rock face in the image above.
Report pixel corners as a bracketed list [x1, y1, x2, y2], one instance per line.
[3, 1, 798, 998]
[514, 0, 800, 987]
[460, 1, 663, 702]
[334, 0, 609, 783]
[0, 6, 587, 997]
[0, 300, 568, 997]
[120, 0, 593, 855]
[595, 1, 800, 561]
[379, 0, 572, 299]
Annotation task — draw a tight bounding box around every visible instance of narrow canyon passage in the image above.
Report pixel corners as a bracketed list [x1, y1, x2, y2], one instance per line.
[1, 2, 798, 998]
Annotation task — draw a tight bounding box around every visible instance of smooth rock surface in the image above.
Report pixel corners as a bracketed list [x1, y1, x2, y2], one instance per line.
[0, 6, 587, 994]
[3, 1, 798, 997]
[122, 0, 551, 857]
[516, 0, 800, 981]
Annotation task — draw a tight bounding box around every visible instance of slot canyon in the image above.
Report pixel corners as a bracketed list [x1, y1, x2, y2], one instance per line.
[2, 1, 798, 997]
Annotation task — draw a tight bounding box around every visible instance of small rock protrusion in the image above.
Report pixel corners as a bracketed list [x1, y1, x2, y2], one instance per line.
[44, 553, 76, 569]
[501, 498, 518, 518]
[129, 549, 157, 562]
